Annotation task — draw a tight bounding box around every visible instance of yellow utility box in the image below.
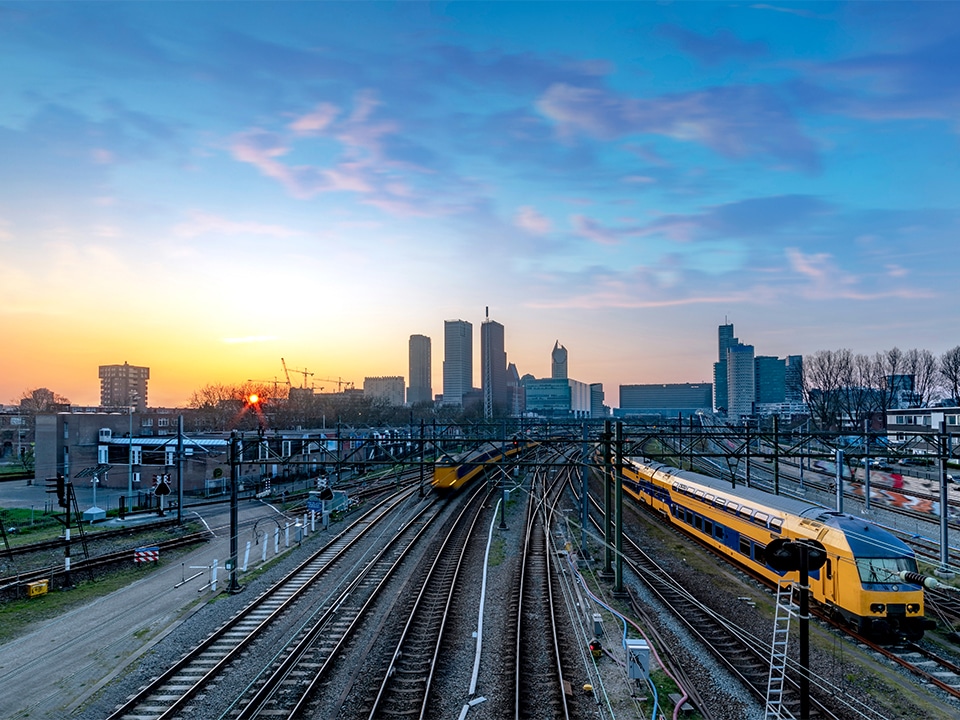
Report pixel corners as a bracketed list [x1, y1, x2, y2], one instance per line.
[27, 580, 49, 598]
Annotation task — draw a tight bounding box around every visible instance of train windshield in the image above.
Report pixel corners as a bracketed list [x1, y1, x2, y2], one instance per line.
[855, 556, 918, 584]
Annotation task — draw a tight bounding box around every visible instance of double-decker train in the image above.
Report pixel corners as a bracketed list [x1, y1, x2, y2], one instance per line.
[621, 459, 931, 641]
[432, 443, 527, 493]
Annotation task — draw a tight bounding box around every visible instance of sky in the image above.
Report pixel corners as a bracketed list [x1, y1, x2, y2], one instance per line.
[3, 1, 959, 409]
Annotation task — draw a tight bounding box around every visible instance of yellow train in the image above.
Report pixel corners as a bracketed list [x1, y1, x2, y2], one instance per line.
[622, 459, 931, 641]
[433, 442, 527, 493]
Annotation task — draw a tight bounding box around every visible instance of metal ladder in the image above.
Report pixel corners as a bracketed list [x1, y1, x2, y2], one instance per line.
[765, 581, 797, 720]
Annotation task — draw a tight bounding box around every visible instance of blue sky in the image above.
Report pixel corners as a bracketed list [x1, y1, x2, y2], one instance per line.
[3, 1, 959, 407]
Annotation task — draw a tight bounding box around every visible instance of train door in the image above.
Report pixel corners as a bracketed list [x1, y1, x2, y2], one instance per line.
[819, 554, 837, 608]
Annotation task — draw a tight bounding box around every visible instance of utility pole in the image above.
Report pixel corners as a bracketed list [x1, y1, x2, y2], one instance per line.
[228, 433, 241, 594]
[177, 415, 184, 525]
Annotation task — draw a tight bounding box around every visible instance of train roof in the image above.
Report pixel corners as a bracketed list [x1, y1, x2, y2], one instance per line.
[632, 459, 831, 519]
[631, 459, 913, 559]
[815, 511, 912, 559]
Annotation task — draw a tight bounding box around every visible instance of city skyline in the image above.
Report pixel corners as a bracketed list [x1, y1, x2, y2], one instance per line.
[4, 2, 959, 408]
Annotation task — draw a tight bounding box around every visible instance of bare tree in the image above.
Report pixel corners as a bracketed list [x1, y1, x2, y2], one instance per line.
[904, 348, 937, 407]
[803, 349, 851, 429]
[872, 347, 906, 414]
[939, 346, 960, 404]
[17, 387, 70, 413]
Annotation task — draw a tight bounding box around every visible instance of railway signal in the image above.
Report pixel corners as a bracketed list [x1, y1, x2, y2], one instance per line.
[45, 473, 66, 508]
[765, 538, 826, 720]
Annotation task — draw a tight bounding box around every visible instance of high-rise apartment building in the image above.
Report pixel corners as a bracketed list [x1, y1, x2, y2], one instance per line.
[551, 341, 568, 379]
[481, 316, 508, 418]
[727, 344, 756, 419]
[589, 383, 606, 418]
[364, 376, 406, 406]
[785, 355, 804, 402]
[442, 320, 473, 406]
[407, 334, 432, 404]
[99, 362, 149, 411]
[754, 356, 786, 405]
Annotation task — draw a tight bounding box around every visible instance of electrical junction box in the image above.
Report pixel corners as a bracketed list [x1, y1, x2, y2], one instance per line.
[592, 613, 603, 636]
[626, 639, 650, 680]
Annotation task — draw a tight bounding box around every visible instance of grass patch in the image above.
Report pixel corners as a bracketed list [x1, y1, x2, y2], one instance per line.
[0, 564, 164, 645]
[488, 535, 506, 566]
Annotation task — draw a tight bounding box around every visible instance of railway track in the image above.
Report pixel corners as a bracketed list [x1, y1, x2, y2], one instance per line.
[619, 528, 837, 719]
[228, 494, 443, 718]
[0, 531, 209, 595]
[510, 467, 570, 719]
[573, 480, 840, 719]
[367, 484, 489, 718]
[106, 487, 423, 720]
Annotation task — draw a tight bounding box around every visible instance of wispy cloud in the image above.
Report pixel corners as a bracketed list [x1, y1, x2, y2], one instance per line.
[515, 206, 552, 235]
[658, 25, 769, 66]
[173, 211, 302, 239]
[538, 83, 819, 171]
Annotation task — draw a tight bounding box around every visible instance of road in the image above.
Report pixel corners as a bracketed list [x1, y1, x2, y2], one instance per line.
[0, 481, 329, 719]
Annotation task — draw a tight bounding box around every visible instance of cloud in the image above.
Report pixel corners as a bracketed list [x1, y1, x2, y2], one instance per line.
[658, 25, 769, 66]
[786, 248, 931, 300]
[173, 211, 302, 239]
[570, 195, 832, 246]
[537, 83, 819, 171]
[289, 103, 339, 135]
[571, 215, 620, 245]
[803, 35, 960, 123]
[515, 206, 552, 236]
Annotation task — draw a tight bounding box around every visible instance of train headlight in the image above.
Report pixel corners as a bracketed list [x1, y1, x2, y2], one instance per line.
[870, 603, 886, 614]
[907, 603, 921, 614]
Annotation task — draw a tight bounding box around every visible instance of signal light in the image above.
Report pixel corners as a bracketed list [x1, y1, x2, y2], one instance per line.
[45, 473, 67, 507]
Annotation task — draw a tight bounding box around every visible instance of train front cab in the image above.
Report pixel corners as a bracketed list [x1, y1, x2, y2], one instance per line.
[809, 519, 926, 640]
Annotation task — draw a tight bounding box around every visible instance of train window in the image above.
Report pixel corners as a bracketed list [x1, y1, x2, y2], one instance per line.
[855, 556, 917, 584]
[704, 520, 713, 536]
[671, 504, 682, 518]
[695, 490, 705, 500]
[769, 518, 783, 533]
[739, 537, 751, 556]
[704, 493, 715, 504]
[694, 515, 703, 531]
[725, 502, 740, 514]
[754, 543, 766, 565]
[738, 507, 753, 520]
[714, 524, 724, 539]
[754, 512, 769, 526]
[684, 509, 693, 524]
[825, 559, 832, 580]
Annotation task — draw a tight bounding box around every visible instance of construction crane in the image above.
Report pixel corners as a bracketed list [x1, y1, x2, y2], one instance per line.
[246, 377, 284, 394]
[314, 377, 354, 393]
[281, 358, 314, 388]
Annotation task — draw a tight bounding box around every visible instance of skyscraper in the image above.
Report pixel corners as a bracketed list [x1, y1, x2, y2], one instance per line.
[754, 356, 786, 404]
[99, 362, 149, 410]
[481, 316, 507, 418]
[713, 322, 739, 413]
[407, 334, 432, 404]
[551, 341, 568, 379]
[727, 344, 756, 419]
[442, 320, 473, 406]
[785, 355, 804, 402]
